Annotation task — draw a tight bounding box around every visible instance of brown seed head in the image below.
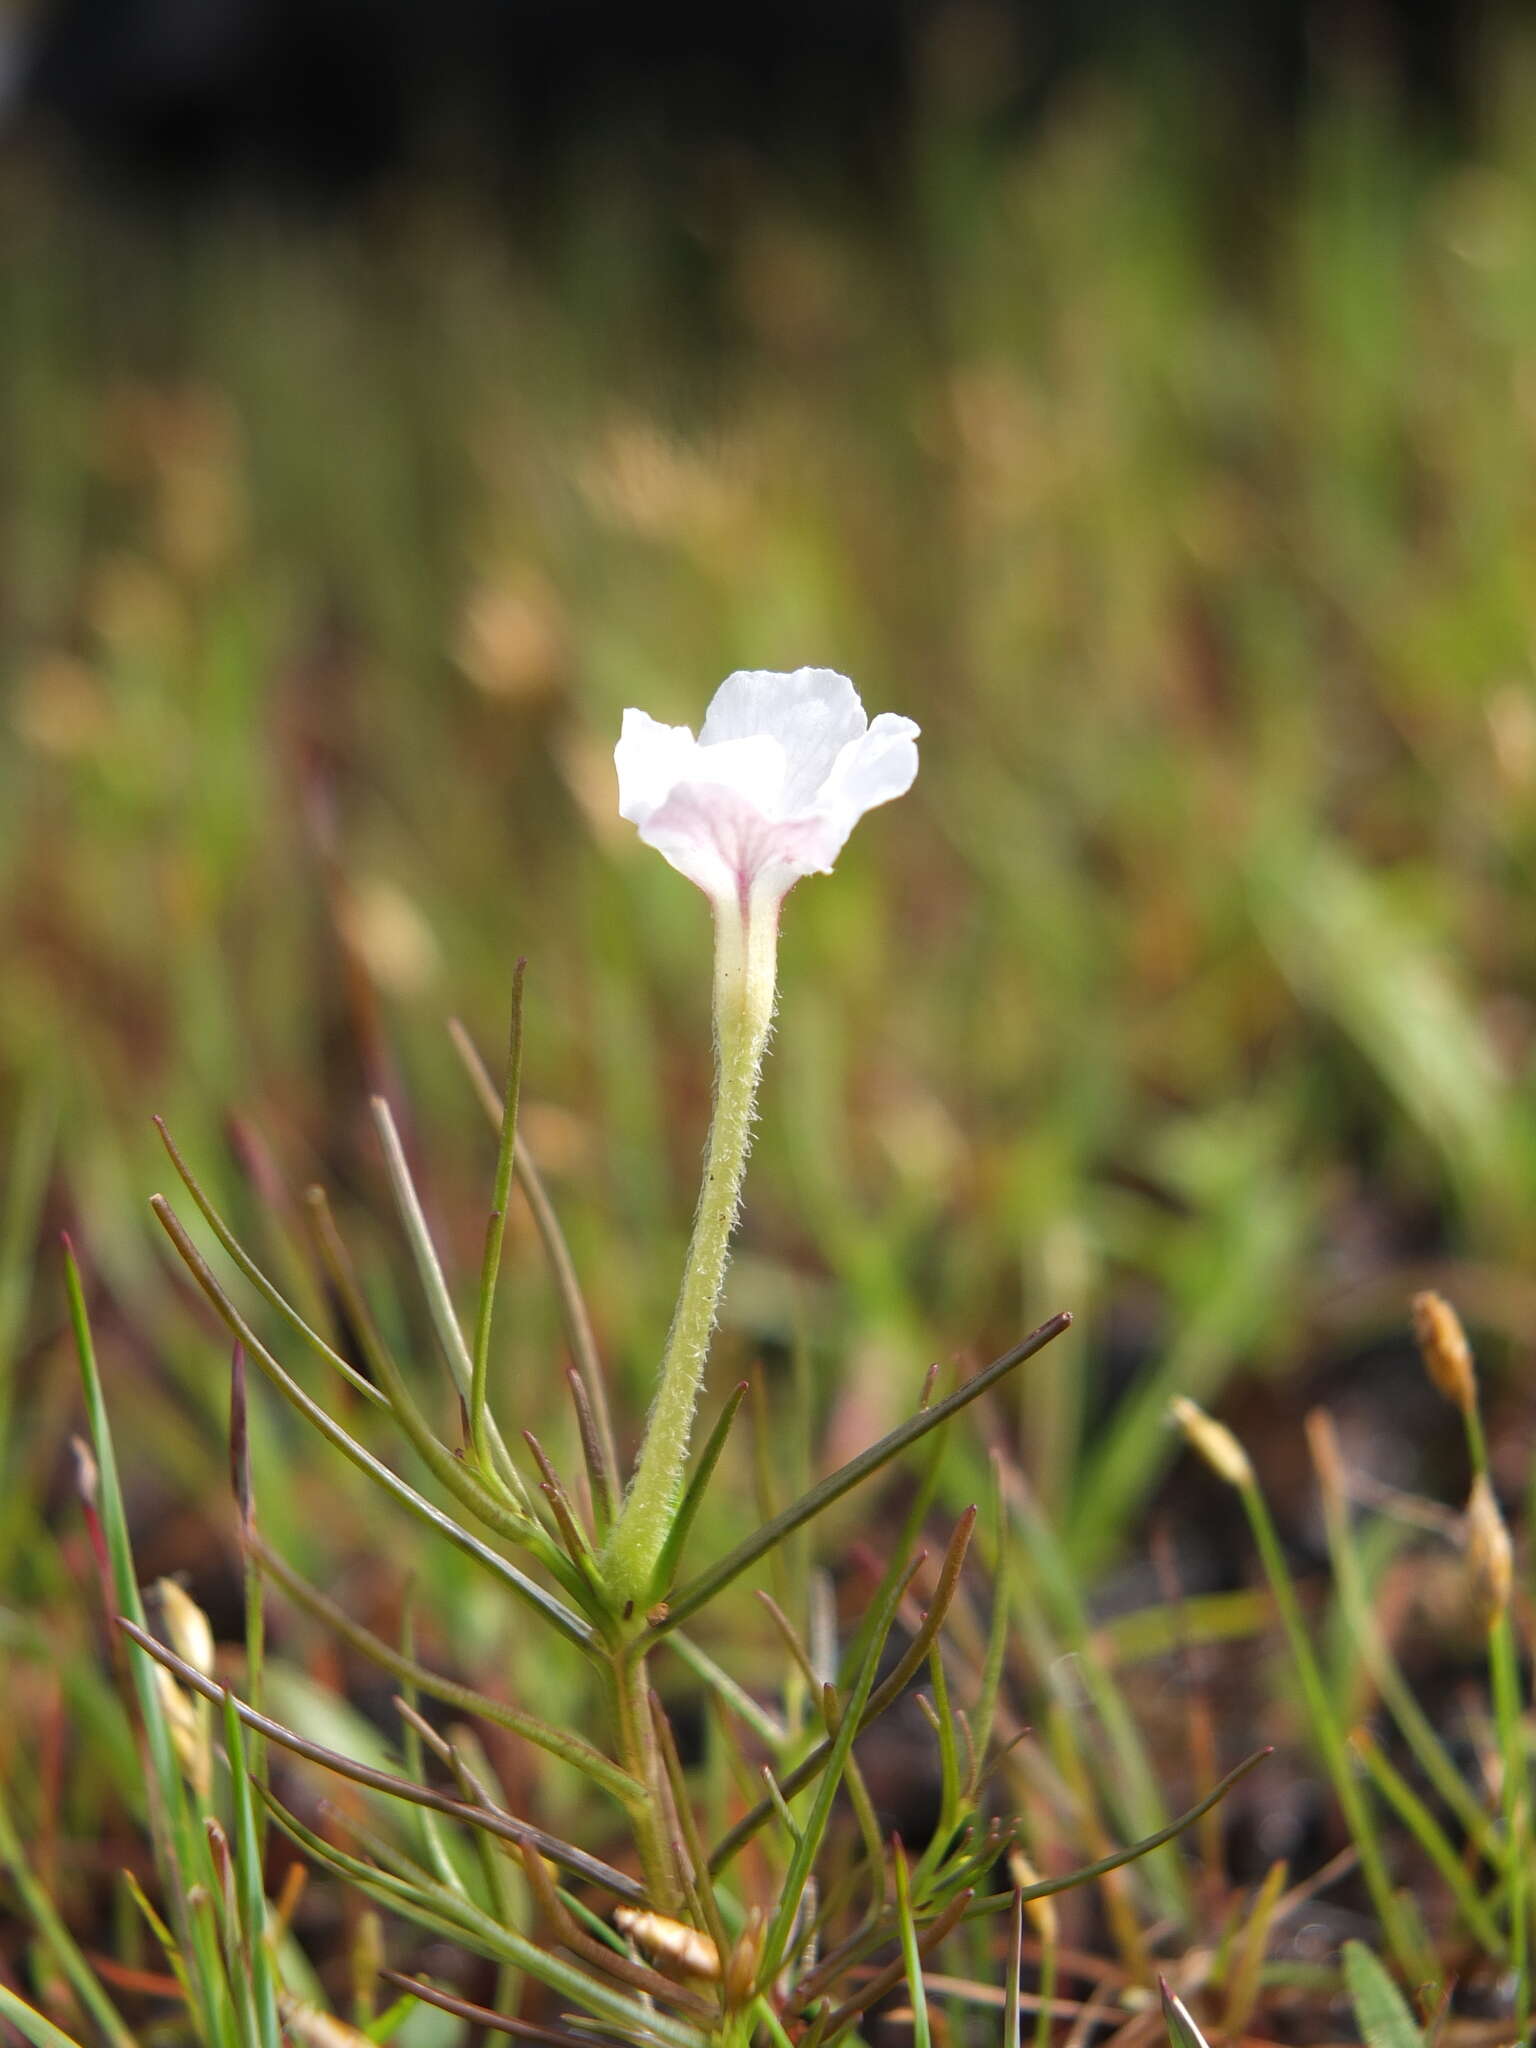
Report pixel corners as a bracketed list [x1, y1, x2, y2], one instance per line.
[1170, 1397, 1253, 1490]
[1411, 1291, 1476, 1414]
[1465, 1474, 1513, 1630]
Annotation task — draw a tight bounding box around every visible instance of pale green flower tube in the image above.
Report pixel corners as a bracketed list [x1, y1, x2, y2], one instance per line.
[602, 667, 920, 1610]
[603, 890, 778, 1607]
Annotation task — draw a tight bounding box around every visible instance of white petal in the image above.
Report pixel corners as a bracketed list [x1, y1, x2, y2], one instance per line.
[688, 733, 788, 814]
[818, 712, 921, 816]
[616, 709, 700, 826]
[617, 671, 919, 907]
[701, 667, 867, 812]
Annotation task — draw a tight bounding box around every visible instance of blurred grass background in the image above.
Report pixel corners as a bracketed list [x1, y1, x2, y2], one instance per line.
[5, 19, 1536, 1952]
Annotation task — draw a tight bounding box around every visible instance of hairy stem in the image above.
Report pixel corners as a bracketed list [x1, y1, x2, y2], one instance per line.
[604, 892, 778, 1609]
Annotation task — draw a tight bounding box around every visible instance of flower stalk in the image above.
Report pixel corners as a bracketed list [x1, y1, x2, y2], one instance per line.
[604, 891, 779, 1609]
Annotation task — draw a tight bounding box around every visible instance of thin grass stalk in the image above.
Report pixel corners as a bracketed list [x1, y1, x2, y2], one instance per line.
[0, 1984, 90, 2048]
[652, 1380, 750, 1598]
[393, 1695, 474, 1899]
[0, 1783, 135, 2048]
[220, 1698, 281, 2048]
[1234, 1473, 1425, 1981]
[649, 1691, 732, 1965]
[379, 1970, 595, 2044]
[819, 1891, 974, 2039]
[893, 1845, 932, 2048]
[469, 959, 527, 1476]
[1487, 1596, 1528, 2027]
[409, 1721, 526, 2019]
[449, 1016, 619, 1490]
[955, 1747, 1274, 1928]
[1219, 1858, 1287, 2040]
[997, 1454, 1185, 1920]
[1306, 1410, 1497, 1861]
[1458, 1401, 1530, 2030]
[759, 1545, 928, 1983]
[65, 1241, 234, 2048]
[1347, 1729, 1504, 1956]
[228, 1347, 268, 1854]
[254, 1537, 635, 1799]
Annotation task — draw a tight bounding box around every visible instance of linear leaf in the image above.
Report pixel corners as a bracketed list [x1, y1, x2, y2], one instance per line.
[117, 1626, 644, 1903]
[150, 1195, 592, 1647]
[657, 1313, 1070, 1635]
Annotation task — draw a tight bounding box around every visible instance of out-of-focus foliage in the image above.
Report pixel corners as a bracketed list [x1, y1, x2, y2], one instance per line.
[3, 39, 1536, 2032]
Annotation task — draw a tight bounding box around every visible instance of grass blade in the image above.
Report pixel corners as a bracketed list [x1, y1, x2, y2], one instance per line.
[221, 1695, 282, 2048]
[0, 1986, 90, 2048]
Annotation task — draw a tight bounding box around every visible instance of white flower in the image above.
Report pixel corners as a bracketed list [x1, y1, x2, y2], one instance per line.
[615, 667, 919, 906]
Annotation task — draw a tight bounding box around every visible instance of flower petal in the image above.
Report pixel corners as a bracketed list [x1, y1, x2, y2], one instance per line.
[635, 783, 838, 905]
[688, 734, 788, 813]
[616, 670, 918, 908]
[616, 709, 700, 827]
[819, 712, 921, 814]
[701, 668, 866, 813]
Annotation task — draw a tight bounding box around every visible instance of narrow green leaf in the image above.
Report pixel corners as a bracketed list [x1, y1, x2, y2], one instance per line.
[155, 1117, 388, 1411]
[222, 1695, 282, 2048]
[760, 1543, 926, 1983]
[1159, 1980, 1211, 2048]
[449, 1017, 618, 1494]
[368, 1095, 532, 1513]
[651, 1379, 749, 1597]
[1342, 1941, 1425, 2048]
[117, 1620, 643, 1901]
[469, 960, 526, 1481]
[261, 1791, 702, 2048]
[301, 1182, 553, 1564]
[894, 1845, 931, 2048]
[0, 1780, 135, 2048]
[958, 1747, 1275, 1924]
[657, 1313, 1070, 1635]
[256, 1538, 638, 1802]
[65, 1237, 232, 2048]
[0, 1986, 90, 2048]
[150, 1195, 593, 1648]
[1003, 1891, 1023, 2048]
[709, 1510, 977, 1874]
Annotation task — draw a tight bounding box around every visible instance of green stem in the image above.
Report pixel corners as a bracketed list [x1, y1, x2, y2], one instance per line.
[1238, 1476, 1425, 1982]
[1488, 1620, 1528, 2028]
[604, 892, 778, 1609]
[1460, 1402, 1529, 2029]
[608, 1643, 681, 1908]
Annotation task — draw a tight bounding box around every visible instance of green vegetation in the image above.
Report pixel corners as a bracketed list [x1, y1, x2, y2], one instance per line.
[4, 37, 1536, 2044]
